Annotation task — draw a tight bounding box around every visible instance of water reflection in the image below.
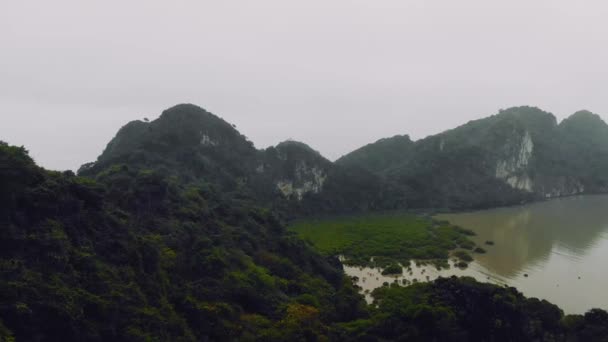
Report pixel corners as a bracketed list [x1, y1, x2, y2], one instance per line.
[436, 194, 608, 313]
[342, 195, 608, 314]
[438, 195, 608, 278]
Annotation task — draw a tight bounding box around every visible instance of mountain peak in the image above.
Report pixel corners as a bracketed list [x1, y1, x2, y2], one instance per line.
[276, 140, 321, 153]
[497, 106, 558, 127]
[156, 103, 239, 134]
[564, 110, 605, 124]
[272, 140, 328, 162]
[161, 103, 207, 113]
[82, 104, 255, 175]
[559, 110, 608, 137]
[158, 103, 216, 124]
[498, 105, 549, 115]
[336, 134, 414, 174]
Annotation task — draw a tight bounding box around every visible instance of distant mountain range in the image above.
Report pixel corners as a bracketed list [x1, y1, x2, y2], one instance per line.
[78, 104, 401, 216]
[3, 104, 608, 341]
[339, 106, 608, 209]
[82, 104, 608, 214]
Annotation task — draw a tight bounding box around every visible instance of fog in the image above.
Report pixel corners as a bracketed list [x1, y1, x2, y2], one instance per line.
[2, 1, 608, 170]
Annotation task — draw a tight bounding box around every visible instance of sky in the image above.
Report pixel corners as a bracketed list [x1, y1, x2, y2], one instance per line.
[2, 1, 608, 171]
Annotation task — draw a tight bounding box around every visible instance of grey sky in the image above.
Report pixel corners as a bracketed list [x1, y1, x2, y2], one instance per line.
[2, 1, 608, 171]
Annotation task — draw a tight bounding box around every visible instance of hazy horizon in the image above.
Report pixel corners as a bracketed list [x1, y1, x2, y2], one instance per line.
[3, 1, 608, 171]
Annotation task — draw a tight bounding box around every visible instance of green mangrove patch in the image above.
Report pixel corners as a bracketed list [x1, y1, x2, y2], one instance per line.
[289, 213, 477, 268]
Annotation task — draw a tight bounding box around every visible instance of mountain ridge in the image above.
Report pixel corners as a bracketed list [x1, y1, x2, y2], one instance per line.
[3, 103, 608, 340]
[79, 104, 398, 216]
[80, 104, 608, 213]
[340, 106, 608, 209]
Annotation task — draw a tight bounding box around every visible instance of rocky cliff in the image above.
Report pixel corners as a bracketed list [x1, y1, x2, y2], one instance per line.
[81, 104, 608, 213]
[80, 104, 388, 216]
[340, 106, 608, 209]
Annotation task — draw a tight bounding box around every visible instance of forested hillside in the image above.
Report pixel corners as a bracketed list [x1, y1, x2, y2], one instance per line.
[3, 104, 608, 341]
[79, 104, 401, 217]
[83, 104, 608, 214]
[335, 135, 414, 175]
[2, 142, 608, 341]
[339, 106, 608, 209]
[0, 141, 365, 341]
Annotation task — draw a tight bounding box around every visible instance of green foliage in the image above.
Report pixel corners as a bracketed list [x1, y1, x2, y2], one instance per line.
[339, 106, 608, 210]
[336, 135, 414, 175]
[453, 250, 474, 262]
[4, 103, 608, 342]
[0, 142, 363, 341]
[346, 276, 608, 341]
[289, 213, 476, 267]
[76, 104, 402, 217]
[455, 261, 469, 269]
[381, 264, 403, 275]
[0, 319, 14, 342]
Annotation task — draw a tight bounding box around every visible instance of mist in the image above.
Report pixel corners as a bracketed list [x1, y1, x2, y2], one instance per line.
[2, 0, 608, 170]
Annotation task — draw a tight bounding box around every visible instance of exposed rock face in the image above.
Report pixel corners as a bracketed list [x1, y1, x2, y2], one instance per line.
[83, 103, 608, 213]
[340, 106, 608, 209]
[267, 141, 330, 201]
[543, 181, 585, 198]
[495, 131, 534, 191]
[276, 162, 327, 200]
[200, 133, 219, 146]
[81, 104, 387, 215]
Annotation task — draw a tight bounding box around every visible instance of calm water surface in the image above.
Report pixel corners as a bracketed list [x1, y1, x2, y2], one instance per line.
[437, 194, 608, 314]
[346, 195, 608, 314]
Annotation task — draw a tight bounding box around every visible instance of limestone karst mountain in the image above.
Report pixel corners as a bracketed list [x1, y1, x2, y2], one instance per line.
[82, 104, 608, 213]
[339, 106, 608, 209]
[79, 104, 401, 216]
[3, 104, 608, 341]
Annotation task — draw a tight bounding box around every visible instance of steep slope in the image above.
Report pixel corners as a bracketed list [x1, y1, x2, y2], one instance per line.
[340, 106, 608, 209]
[257, 140, 407, 215]
[336, 135, 414, 175]
[254, 140, 333, 202]
[80, 104, 397, 216]
[0, 141, 365, 341]
[393, 106, 555, 208]
[80, 103, 259, 191]
[3, 141, 608, 341]
[555, 110, 608, 193]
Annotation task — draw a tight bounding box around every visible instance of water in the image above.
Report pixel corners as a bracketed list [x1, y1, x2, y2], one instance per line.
[343, 259, 507, 303]
[345, 195, 608, 314]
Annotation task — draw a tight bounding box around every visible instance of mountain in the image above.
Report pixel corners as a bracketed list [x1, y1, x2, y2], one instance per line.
[3, 104, 608, 341]
[80, 104, 400, 216]
[340, 106, 608, 209]
[0, 140, 366, 341]
[77, 104, 608, 212]
[80, 104, 259, 191]
[2, 141, 608, 341]
[556, 110, 608, 192]
[336, 135, 414, 175]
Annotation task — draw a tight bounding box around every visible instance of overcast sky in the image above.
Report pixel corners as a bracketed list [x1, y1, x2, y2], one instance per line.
[2, 1, 608, 171]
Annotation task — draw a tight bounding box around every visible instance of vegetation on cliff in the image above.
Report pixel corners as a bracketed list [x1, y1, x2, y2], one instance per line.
[2, 142, 607, 341]
[339, 106, 608, 209]
[80, 104, 401, 217]
[0, 141, 365, 341]
[3, 103, 608, 341]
